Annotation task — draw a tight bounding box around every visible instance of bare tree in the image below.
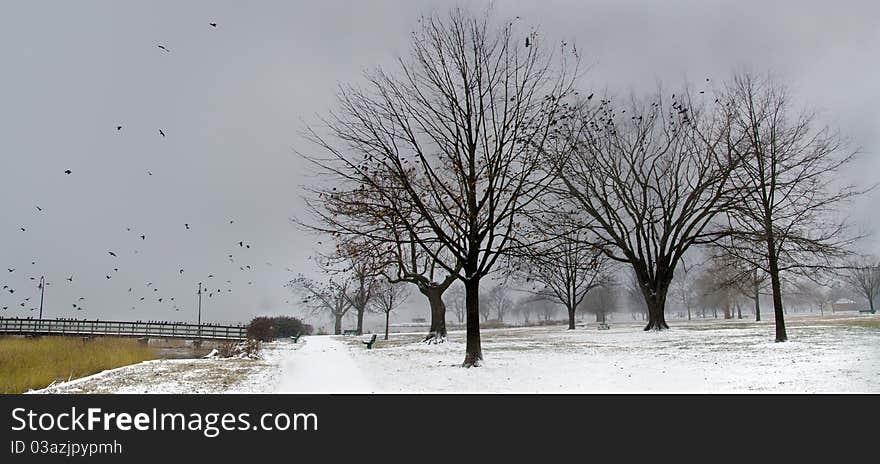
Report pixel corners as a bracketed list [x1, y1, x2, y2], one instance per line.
[670, 256, 697, 321]
[548, 88, 738, 330]
[320, 240, 383, 336]
[708, 244, 770, 321]
[579, 282, 617, 324]
[718, 72, 865, 341]
[287, 275, 352, 335]
[513, 223, 613, 329]
[695, 255, 747, 319]
[624, 270, 648, 320]
[303, 9, 578, 366]
[791, 280, 830, 315]
[843, 258, 880, 313]
[446, 283, 466, 324]
[536, 298, 560, 322]
[483, 284, 512, 323]
[374, 280, 410, 340]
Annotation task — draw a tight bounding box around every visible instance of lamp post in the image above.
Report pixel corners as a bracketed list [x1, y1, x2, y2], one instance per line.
[197, 282, 202, 338]
[38, 275, 45, 320]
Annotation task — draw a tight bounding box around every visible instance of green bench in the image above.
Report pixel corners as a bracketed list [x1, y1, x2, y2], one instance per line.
[858, 308, 876, 314]
[362, 334, 377, 349]
[597, 322, 611, 330]
[343, 329, 358, 336]
[290, 333, 302, 343]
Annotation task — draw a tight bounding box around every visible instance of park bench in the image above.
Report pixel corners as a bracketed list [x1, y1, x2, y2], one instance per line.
[362, 334, 377, 349]
[858, 308, 876, 314]
[597, 322, 611, 330]
[343, 329, 358, 336]
[291, 332, 302, 343]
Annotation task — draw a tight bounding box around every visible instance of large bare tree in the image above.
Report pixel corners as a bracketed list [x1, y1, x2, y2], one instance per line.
[303, 9, 578, 366]
[548, 88, 739, 331]
[718, 72, 864, 341]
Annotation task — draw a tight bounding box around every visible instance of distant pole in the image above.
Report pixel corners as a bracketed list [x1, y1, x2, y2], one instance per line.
[38, 275, 45, 320]
[197, 282, 202, 337]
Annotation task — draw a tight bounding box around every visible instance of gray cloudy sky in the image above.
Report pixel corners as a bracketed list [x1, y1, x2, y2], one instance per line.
[1, 1, 877, 328]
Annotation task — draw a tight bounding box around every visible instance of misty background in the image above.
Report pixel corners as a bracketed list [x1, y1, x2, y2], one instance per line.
[1, 0, 877, 331]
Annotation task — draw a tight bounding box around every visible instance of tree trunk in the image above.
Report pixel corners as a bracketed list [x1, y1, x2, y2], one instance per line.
[333, 314, 343, 335]
[567, 304, 577, 329]
[356, 307, 365, 336]
[754, 279, 761, 322]
[462, 277, 483, 367]
[384, 311, 390, 341]
[767, 237, 787, 342]
[736, 303, 742, 319]
[644, 297, 669, 330]
[640, 277, 670, 331]
[422, 286, 448, 344]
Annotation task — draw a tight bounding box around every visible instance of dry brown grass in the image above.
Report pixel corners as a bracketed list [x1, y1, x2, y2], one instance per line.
[0, 336, 156, 393]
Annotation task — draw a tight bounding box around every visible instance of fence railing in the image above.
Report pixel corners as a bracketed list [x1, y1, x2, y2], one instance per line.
[0, 317, 248, 340]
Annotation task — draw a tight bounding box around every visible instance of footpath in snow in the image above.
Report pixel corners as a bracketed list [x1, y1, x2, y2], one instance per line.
[273, 335, 374, 393]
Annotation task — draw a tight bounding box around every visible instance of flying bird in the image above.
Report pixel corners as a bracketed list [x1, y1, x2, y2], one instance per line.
[159, 129, 165, 137]
[67, 276, 73, 282]
[209, 22, 217, 27]
[64, 170, 72, 175]
[185, 223, 190, 230]
[140, 235, 146, 240]
[157, 45, 170, 53]
[108, 251, 117, 257]
[117, 125, 122, 131]
[35, 205, 42, 212]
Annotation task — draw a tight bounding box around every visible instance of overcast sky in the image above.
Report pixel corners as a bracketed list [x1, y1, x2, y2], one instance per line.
[1, 0, 877, 328]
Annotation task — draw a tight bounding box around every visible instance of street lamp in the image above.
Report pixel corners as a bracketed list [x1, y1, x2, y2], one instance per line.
[38, 275, 45, 320]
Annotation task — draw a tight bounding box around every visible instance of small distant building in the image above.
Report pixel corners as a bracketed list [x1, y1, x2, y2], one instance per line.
[831, 298, 857, 312]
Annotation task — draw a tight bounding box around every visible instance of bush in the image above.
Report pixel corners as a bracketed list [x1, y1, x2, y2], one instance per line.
[246, 316, 313, 341]
[210, 339, 261, 359]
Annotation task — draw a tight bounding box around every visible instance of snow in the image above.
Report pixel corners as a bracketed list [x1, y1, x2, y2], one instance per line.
[30, 314, 880, 393]
[273, 336, 373, 393]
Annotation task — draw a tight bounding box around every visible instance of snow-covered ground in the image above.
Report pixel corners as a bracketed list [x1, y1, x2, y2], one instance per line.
[32, 314, 879, 393]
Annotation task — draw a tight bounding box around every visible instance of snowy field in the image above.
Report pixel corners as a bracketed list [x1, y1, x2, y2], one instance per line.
[33, 313, 879, 393]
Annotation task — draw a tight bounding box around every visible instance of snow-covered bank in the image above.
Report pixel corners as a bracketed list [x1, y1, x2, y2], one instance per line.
[31, 340, 299, 394]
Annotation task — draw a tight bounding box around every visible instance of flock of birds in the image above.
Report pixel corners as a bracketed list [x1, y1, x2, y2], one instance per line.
[0, 20, 297, 321]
